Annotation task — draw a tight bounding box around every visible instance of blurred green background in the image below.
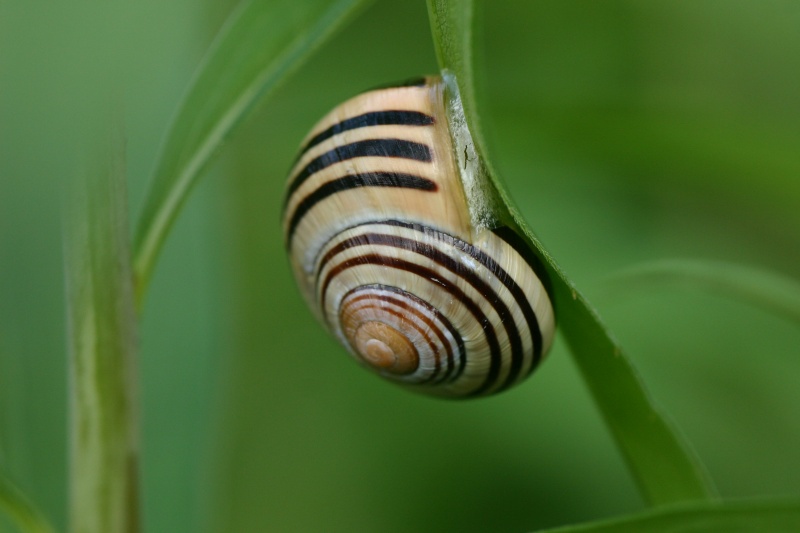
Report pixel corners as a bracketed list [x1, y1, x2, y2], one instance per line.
[1, 1, 799, 532]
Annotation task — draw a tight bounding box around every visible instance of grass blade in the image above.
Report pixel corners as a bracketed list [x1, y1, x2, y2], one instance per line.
[0, 472, 56, 533]
[537, 499, 800, 532]
[132, 0, 372, 309]
[425, 0, 716, 505]
[607, 259, 800, 328]
[63, 111, 140, 533]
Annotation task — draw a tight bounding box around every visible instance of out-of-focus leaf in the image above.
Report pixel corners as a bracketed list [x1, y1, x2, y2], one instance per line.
[607, 259, 800, 327]
[536, 499, 800, 532]
[133, 0, 373, 309]
[0, 472, 55, 533]
[610, 259, 800, 325]
[518, 106, 800, 227]
[425, 0, 716, 505]
[63, 110, 140, 533]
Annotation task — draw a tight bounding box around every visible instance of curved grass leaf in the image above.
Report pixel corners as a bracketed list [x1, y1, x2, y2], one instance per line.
[0, 472, 55, 533]
[425, 0, 716, 505]
[607, 259, 800, 328]
[537, 499, 800, 532]
[133, 0, 373, 309]
[64, 110, 140, 533]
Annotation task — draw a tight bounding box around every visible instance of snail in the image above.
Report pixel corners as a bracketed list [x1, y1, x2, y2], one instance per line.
[282, 75, 555, 398]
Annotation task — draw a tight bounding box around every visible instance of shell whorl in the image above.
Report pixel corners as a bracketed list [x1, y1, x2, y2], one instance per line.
[283, 76, 555, 398]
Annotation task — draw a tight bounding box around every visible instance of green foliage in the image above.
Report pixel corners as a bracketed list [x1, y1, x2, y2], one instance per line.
[1, 1, 798, 532]
[426, 0, 714, 506]
[63, 112, 139, 532]
[608, 259, 800, 328]
[541, 500, 800, 533]
[133, 0, 373, 307]
[0, 473, 55, 533]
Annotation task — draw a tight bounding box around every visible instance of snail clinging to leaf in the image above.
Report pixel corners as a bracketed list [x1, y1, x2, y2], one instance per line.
[282, 75, 555, 398]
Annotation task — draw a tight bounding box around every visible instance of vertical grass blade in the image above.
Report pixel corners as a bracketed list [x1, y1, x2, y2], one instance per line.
[0, 472, 56, 533]
[64, 112, 140, 533]
[426, 0, 716, 505]
[132, 0, 373, 309]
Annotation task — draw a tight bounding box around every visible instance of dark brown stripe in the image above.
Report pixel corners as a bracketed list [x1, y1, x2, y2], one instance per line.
[320, 251, 505, 397]
[285, 138, 432, 208]
[368, 220, 552, 374]
[321, 233, 524, 392]
[367, 295, 448, 383]
[491, 226, 554, 302]
[298, 111, 435, 158]
[491, 226, 553, 375]
[342, 298, 441, 381]
[350, 284, 465, 383]
[312, 220, 546, 387]
[285, 173, 437, 248]
[343, 288, 460, 383]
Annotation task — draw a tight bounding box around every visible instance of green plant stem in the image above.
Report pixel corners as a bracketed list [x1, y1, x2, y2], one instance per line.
[426, 0, 716, 505]
[64, 110, 140, 533]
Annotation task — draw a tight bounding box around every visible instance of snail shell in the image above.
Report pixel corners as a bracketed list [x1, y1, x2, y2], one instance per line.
[282, 76, 555, 398]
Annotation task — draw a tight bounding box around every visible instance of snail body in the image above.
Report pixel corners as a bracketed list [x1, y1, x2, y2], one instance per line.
[282, 76, 555, 398]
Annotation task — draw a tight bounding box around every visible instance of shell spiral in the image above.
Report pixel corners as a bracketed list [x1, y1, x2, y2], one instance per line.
[282, 76, 555, 398]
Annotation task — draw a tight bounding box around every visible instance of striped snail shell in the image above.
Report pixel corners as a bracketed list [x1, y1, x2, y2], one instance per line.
[282, 75, 555, 398]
